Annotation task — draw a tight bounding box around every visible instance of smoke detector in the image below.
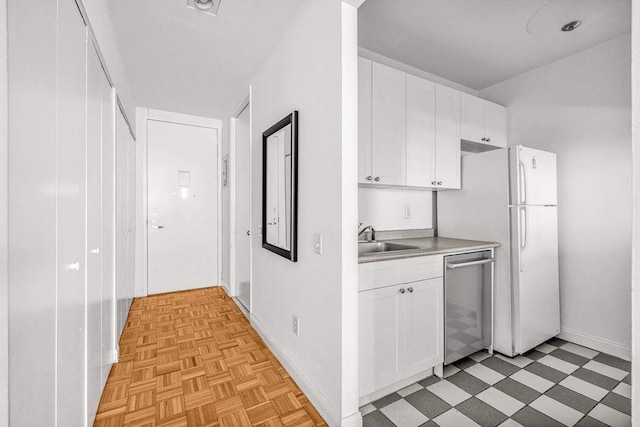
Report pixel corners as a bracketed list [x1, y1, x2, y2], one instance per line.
[187, 0, 221, 16]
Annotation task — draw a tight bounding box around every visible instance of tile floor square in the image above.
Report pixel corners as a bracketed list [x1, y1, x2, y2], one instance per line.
[476, 387, 525, 416]
[432, 408, 480, 427]
[465, 363, 506, 385]
[427, 380, 472, 406]
[530, 395, 583, 426]
[588, 403, 631, 426]
[380, 399, 429, 427]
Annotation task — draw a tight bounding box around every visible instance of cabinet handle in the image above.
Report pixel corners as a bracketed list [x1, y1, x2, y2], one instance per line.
[374, 177, 380, 182]
[408, 287, 414, 293]
[437, 181, 443, 186]
[366, 176, 372, 181]
[487, 138, 491, 142]
[399, 288, 405, 294]
[482, 137, 487, 142]
[431, 180, 436, 185]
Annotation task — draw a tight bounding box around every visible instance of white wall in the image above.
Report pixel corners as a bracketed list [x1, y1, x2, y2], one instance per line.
[359, 188, 432, 231]
[248, 0, 359, 424]
[481, 35, 632, 357]
[0, 0, 7, 424]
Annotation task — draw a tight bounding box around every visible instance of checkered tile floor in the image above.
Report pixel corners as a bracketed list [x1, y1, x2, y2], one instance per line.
[361, 338, 631, 427]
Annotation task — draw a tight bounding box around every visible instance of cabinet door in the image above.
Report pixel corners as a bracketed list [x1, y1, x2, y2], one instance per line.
[485, 101, 507, 148]
[435, 84, 461, 189]
[358, 57, 373, 183]
[371, 62, 406, 185]
[404, 278, 444, 377]
[406, 74, 435, 188]
[359, 285, 405, 396]
[461, 92, 485, 144]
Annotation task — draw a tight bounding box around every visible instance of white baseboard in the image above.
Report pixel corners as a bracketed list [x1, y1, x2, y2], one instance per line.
[220, 280, 230, 295]
[340, 412, 363, 427]
[559, 327, 631, 361]
[250, 314, 350, 427]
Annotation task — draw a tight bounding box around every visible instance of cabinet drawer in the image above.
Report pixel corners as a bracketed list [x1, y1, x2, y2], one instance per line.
[359, 255, 443, 292]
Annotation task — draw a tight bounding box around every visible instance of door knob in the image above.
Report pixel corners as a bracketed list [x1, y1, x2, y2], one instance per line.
[437, 181, 443, 186]
[246, 230, 250, 236]
[374, 177, 380, 182]
[90, 248, 100, 255]
[399, 288, 406, 294]
[431, 181, 436, 185]
[366, 176, 372, 181]
[68, 262, 80, 271]
[408, 287, 414, 293]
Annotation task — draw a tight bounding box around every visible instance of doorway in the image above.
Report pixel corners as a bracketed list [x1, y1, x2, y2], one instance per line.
[233, 101, 251, 311]
[146, 118, 219, 295]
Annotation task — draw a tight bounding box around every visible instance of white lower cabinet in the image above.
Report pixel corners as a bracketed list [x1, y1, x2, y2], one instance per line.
[359, 257, 444, 402]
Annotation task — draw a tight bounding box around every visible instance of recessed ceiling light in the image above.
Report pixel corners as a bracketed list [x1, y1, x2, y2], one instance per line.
[186, 0, 221, 16]
[561, 20, 582, 32]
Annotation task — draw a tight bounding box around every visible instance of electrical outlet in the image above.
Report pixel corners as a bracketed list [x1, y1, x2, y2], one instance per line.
[314, 233, 323, 255]
[404, 204, 412, 219]
[293, 316, 300, 336]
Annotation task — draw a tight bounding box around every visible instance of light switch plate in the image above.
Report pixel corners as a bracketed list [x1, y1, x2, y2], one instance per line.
[314, 233, 323, 255]
[293, 316, 300, 336]
[404, 204, 412, 219]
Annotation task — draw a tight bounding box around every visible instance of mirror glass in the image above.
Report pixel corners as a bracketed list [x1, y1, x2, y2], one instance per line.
[262, 112, 297, 261]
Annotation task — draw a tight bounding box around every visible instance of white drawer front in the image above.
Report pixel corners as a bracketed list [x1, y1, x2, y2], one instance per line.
[359, 255, 443, 292]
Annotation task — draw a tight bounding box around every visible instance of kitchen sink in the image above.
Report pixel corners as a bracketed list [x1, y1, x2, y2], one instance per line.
[358, 241, 420, 255]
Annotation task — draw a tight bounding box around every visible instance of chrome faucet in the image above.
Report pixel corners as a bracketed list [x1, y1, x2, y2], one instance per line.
[358, 224, 376, 242]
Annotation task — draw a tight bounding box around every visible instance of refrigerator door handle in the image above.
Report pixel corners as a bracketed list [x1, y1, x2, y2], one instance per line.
[518, 162, 527, 205]
[519, 207, 528, 272]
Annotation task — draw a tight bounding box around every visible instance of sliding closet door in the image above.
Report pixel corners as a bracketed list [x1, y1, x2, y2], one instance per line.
[86, 40, 104, 424]
[8, 0, 58, 422]
[127, 132, 137, 311]
[116, 109, 129, 338]
[56, 0, 87, 424]
[100, 56, 116, 387]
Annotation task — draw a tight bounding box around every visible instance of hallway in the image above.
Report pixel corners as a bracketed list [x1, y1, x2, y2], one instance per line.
[94, 287, 327, 426]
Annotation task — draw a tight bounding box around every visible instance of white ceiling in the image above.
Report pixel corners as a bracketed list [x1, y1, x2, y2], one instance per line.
[107, 0, 301, 118]
[359, 0, 631, 91]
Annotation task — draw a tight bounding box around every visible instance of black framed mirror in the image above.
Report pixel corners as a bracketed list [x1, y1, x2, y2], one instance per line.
[262, 111, 298, 261]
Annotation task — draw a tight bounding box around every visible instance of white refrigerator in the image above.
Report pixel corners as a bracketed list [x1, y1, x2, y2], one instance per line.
[439, 145, 560, 356]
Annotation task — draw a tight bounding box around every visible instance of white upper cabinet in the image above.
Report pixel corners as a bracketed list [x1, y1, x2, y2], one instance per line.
[405, 74, 435, 188]
[371, 62, 406, 186]
[461, 92, 485, 143]
[358, 57, 507, 190]
[461, 92, 507, 148]
[435, 84, 461, 189]
[358, 57, 372, 184]
[484, 100, 507, 148]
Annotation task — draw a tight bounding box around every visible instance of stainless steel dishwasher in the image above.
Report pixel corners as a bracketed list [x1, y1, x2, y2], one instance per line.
[444, 250, 495, 365]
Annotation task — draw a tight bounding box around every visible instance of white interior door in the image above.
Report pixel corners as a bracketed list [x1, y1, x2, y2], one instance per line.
[147, 120, 218, 295]
[235, 105, 251, 310]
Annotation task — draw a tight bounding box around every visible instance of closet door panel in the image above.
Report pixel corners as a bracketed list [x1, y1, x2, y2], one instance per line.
[86, 41, 104, 424]
[100, 60, 116, 386]
[115, 108, 130, 340]
[7, 0, 58, 423]
[56, 0, 87, 424]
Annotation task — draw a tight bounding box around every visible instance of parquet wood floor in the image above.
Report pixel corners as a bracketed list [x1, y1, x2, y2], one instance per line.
[94, 287, 327, 427]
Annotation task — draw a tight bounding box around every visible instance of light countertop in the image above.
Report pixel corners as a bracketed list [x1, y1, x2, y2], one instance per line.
[358, 236, 500, 264]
